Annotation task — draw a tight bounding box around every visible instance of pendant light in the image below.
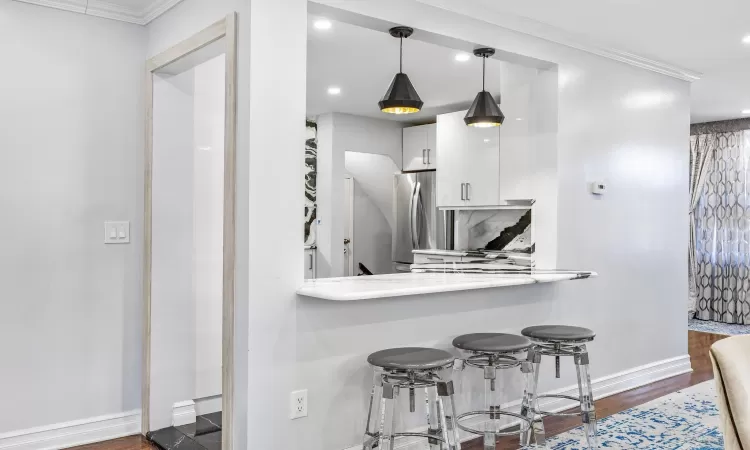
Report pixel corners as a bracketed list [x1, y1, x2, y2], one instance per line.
[379, 26, 424, 115]
[464, 48, 505, 127]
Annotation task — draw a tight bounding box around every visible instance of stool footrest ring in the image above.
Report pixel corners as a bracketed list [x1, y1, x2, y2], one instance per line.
[534, 393, 584, 417]
[393, 432, 446, 443]
[456, 410, 532, 436]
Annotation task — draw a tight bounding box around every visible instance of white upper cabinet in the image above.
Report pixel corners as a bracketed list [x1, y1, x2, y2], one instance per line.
[402, 123, 437, 171]
[497, 83, 533, 201]
[435, 79, 534, 208]
[436, 110, 500, 207]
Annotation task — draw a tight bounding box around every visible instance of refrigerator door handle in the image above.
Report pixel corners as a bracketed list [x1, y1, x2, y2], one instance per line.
[411, 182, 421, 249]
[409, 182, 417, 249]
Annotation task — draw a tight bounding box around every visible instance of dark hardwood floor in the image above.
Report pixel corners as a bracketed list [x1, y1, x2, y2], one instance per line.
[74, 331, 726, 450]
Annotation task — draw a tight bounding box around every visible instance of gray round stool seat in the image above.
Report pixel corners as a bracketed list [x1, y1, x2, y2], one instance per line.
[452, 333, 532, 353]
[367, 347, 455, 371]
[521, 325, 596, 342]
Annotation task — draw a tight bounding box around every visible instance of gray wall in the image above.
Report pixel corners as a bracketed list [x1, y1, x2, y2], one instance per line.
[0, 1, 146, 433]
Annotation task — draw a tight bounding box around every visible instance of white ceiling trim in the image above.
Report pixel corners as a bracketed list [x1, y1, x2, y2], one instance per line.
[141, 0, 183, 24]
[414, 0, 702, 82]
[12, 0, 185, 25]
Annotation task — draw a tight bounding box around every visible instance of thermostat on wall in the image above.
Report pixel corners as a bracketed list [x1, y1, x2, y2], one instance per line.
[590, 182, 607, 195]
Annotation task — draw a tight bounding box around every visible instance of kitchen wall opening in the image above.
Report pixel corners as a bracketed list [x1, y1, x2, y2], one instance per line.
[304, 7, 559, 280]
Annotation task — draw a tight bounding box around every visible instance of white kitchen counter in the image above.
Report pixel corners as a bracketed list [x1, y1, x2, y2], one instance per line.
[296, 271, 596, 301]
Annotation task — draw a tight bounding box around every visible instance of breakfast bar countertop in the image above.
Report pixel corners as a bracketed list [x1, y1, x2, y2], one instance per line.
[296, 270, 596, 301]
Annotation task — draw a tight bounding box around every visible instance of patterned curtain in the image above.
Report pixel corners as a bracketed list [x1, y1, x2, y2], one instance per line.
[694, 130, 750, 324]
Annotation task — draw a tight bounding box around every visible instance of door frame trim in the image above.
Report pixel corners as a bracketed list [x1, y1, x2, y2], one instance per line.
[142, 14, 237, 450]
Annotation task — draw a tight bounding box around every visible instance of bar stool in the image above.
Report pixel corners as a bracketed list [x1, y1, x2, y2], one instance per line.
[362, 347, 461, 450]
[451, 333, 535, 450]
[520, 325, 598, 449]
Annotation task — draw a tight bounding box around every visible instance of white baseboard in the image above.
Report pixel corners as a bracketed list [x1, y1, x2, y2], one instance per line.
[0, 410, 141, 450]
[172, 400, 197, 427]
[343, 354, 692, 450]
[195, 395, 222, 416]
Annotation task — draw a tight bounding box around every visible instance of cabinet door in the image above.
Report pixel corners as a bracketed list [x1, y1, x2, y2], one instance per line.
[465, 125, 501, 206]
[436, 111, 468, 207]
[498, 84, 533, 200]
[424, 123, 437, 169]
[402, 126, 427, 171]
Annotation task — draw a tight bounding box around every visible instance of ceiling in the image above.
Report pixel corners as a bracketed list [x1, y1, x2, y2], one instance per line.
[21, 0, 747, 124]
[13, 0, 183, 24]
[417, 0, 750, 124]
[306, 17, 538, 123]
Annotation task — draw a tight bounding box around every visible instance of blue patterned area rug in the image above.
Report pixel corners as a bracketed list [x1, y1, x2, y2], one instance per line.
[534, 380, 721, 449]
[688, 318, 750, 335]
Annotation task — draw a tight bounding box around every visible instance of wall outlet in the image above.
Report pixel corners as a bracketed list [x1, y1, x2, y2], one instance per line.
[290, 389, 308, 419]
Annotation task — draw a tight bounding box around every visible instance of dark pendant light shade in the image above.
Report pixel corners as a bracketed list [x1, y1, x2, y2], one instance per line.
[379, 27, 423, 115]
[465, 91, 506, 127]
[464, 48, 505, 127]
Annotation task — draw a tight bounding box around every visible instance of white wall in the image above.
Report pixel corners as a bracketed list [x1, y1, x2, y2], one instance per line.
[0, 1, 146, 434]
[315, 113, 404, 277]
[193, 55, 225, 401]
[149, 1, 306, 449]
[151, 71, 196, 431]
[345, 152, 401, 275]
[294, 1, 690, 449]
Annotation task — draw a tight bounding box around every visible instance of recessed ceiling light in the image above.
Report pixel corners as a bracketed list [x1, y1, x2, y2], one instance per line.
[314, 19, 332, 30]
[743, 35, 750, 44]
[516, 118, 523, 121]
[743, 109, 750, 114]
[327, 86, 341, 95]
[483, 139, 490, 143]
[455, 53, 471, 62]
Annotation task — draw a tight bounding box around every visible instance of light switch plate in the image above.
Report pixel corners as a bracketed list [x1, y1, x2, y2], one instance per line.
[104, 221, 130, 244]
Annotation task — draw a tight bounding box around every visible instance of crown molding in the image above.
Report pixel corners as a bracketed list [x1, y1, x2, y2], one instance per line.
[13, 0, 185, 25]
[414, 0, 702, 82]
[142, 0, 184, 24]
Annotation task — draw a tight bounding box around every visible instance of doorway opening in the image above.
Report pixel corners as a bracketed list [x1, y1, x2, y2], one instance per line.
[142, 14, 237, 450]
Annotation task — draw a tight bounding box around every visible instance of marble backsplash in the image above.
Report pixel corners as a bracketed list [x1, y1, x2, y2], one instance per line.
[304, 120, 317, 246]
[455, 208, 533, 254]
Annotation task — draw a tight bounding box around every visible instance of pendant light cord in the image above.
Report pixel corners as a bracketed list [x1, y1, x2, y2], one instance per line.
[399, 36, 403, 73]
[482, 55, 486, 91]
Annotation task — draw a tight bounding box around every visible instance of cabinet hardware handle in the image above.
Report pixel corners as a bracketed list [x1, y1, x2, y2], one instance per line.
[467, 183, 471, 201]
[426, 149, 431, 165]
[422, 149, 427, 164]
[427, 257, 444, 261]
[309, 253, 313, 270]
[461, 183, 466, 201]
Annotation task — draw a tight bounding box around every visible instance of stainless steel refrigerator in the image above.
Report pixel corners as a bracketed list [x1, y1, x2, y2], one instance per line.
[392, 171, 452, 271]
